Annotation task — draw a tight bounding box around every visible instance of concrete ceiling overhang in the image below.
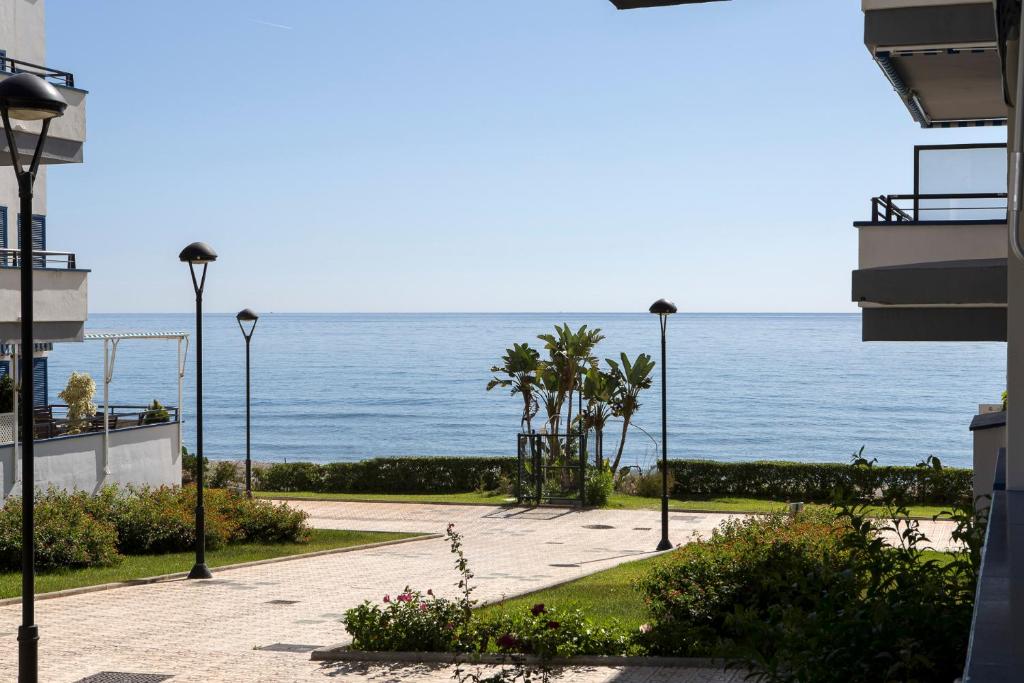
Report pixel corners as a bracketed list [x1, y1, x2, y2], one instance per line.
[864, 1, 1008, 127]
[852, 257, 1008, 305]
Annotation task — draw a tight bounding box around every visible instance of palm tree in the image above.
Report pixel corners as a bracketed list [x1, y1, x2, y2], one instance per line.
[487, 343, 541, 434]
[607, 352, 656, 474]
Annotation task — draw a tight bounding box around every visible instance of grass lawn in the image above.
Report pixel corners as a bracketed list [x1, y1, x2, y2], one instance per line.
[477, 549, 960, 631]
[0, 529, 419, 600]
[259, 490, 952, 519]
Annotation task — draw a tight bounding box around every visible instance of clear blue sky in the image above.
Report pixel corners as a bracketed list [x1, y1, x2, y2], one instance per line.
[45, 0, 1007, 314]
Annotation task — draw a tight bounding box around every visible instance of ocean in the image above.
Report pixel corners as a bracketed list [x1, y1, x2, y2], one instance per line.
[45, 313, 1005, 470]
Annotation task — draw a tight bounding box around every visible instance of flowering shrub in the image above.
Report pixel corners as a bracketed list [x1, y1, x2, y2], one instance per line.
[476, 603, 636, 657]
[344, 587, 472, 652]
[343, 524, 635, 660]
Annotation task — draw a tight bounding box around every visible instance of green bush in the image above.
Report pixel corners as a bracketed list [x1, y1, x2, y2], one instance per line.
[638, 493, 984, 682]
[0, 488, 119, 571]
[585, 467, 614, 507]
[142, 399, 170, 424]
[0, 486, 311, 571]
[180, 446, 208, 486]
[209, 460, 240, 489]
[345, 587, 472, 653]
[476, 604, 635, 657]
[256, 457, 517, 494]
[637, 509, 849, 657]
[666, 458, 971, 505]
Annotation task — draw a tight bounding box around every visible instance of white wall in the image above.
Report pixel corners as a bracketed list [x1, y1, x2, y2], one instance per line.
[0, 422, 182, 498]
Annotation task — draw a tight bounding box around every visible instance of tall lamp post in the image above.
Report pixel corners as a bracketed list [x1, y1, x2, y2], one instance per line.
[236, 308, 258, 497]
[0, 72, 68, 683]
[649, 298, 677, 552]
[180, 241, 217, 580]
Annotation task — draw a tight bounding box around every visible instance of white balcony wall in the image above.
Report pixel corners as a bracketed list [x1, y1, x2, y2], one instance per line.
[858, 221, 1007, 269]
[0, 422, 182, 499]
[0, 266, 86, 322]
[0, 75, 87, 165]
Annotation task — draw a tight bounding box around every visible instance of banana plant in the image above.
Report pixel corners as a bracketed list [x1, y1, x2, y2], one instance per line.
[486, 343, 541, 435]
[537, 323, 605, 437]
[578, 366, 618, 470]
[607, 352, 656, 474]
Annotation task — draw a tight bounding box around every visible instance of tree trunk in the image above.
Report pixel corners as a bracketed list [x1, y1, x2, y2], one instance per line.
[611, 413, 632, 474]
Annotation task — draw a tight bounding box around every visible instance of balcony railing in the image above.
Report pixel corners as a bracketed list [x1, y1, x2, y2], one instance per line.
[870, 192, 1007, 223]
[0, 56, 75, 88]
[25, 404, 180, 441]
[0, 248, 77, 269]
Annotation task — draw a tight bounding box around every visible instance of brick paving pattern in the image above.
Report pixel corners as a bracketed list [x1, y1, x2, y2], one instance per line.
[0, 501, 957, 682]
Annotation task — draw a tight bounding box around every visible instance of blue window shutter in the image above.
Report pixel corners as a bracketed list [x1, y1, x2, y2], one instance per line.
[0, 361, 9, 377]
[32, 357, 47, 407]
[16, 214, 45, 266]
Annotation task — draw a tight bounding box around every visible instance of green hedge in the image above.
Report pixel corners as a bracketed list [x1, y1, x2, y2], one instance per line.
[666, 459, 972, 505]
[0, 486, 310, 572]
[256, 457, 518, 494]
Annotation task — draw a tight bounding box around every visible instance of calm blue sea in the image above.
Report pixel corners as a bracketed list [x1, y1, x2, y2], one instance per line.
[45, 313, 1005, 469]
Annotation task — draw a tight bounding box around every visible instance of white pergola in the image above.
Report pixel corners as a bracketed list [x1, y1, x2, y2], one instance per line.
[82, 331, 190, 474]
[10, 331, 190, 480]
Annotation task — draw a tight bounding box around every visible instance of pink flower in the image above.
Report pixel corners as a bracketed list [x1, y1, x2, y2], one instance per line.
[397, 593, 413, 603]
[419, 603, 429, 612]
[383, 595, 391, 603]
[531, 604, 546, 616]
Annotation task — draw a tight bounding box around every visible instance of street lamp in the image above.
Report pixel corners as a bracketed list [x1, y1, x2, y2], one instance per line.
[649, 298, 677, 552]
[1, 72, 68, 683]
[236, 308, 258, 498]
[180, 241, 217, 580]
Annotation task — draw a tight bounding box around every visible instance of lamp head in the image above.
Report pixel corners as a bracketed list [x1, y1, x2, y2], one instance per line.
[236, 308, 259, 322]
[649, 298, 678, 315]
[179, 242, 218, 264]
[0, 73, 67, 121]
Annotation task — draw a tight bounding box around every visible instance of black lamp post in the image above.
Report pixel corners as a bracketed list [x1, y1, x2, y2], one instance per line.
[180, 241, 217, 580]
[236, 308, 258, 498]
[649, 298, 677, 552]
[1, 72, 68, 683]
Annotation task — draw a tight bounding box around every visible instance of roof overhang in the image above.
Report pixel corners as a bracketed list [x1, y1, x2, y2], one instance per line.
[863, 1, 1007, 127]
[852, 257, 1007, 305]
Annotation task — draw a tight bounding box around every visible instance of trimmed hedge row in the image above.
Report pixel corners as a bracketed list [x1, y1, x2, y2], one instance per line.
[255, 457, 518, 494]
[666, 459, 972, 505]
[252, 456, 972, 505]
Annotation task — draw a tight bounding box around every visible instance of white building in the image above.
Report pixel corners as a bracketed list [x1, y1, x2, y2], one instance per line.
[0, 0, 182, 498]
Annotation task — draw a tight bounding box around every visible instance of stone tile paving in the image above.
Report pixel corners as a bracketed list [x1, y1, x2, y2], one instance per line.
[0, 501, 958, 682]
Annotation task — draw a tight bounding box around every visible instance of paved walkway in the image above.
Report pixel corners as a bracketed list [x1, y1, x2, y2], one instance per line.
[0, 501, 958, 682]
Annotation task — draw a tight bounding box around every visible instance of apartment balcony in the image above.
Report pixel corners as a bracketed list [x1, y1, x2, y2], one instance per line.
[0, 248, 88, 343]
[851, 144, 1008, 341]
[0, 404, 182, 499]
[0, 56, 86, 165]
[862, 0, 1006, 127]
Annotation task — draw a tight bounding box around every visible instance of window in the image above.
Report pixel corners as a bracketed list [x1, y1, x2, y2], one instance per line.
[0, 49, 7, 72]
[0, 206, 6, 250]
[33, 357, 47, 407]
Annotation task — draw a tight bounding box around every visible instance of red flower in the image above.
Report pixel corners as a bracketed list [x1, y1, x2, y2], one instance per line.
[531, 604, 546, 616]
[545, 621, 560, 630]
[383, 594, 391, 603]
[419, 603, 429, 612]
[397, 593, 413, 603]
[496, 633, 521, 650]
[427, 589, 434, 596]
